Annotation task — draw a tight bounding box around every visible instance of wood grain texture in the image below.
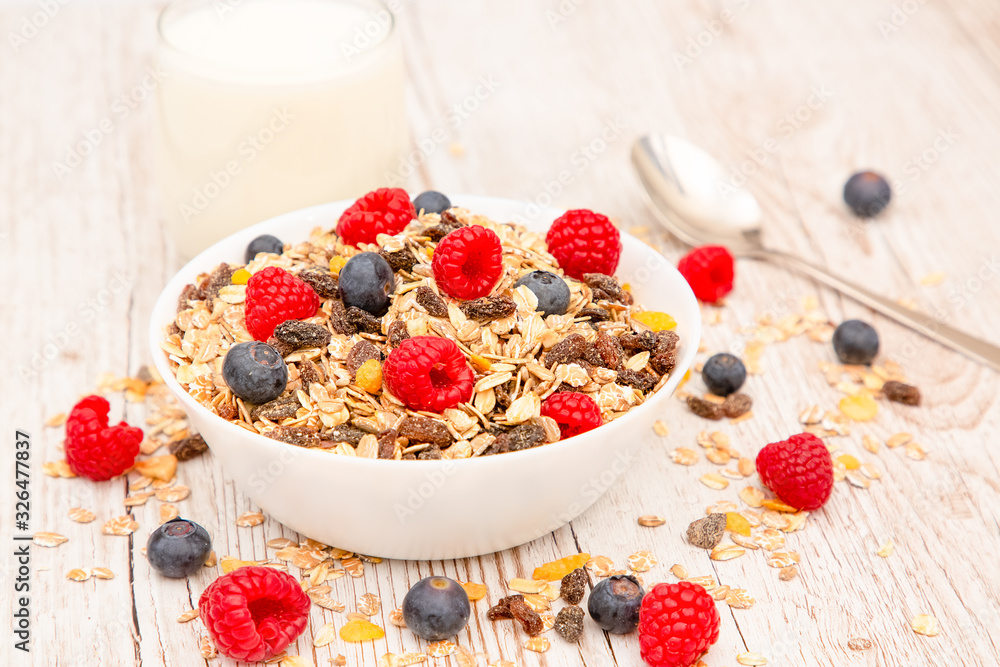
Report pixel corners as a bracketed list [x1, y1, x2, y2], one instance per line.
[2, 0, 1000, 665]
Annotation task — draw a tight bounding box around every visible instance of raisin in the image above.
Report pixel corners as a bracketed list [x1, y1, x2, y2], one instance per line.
[687, 396, 724, 420]
[177, 283, 206, 311]
[200, 263, 234, 305]
[216, 403, 238, 420]
[297, 359, 324, 386]
[320, 425, 366, 446]
[346, 340, 382, 377]
[651, 348, 678, 376]
[617, 368, 657, 392]
[722, 392, 753, 418]
[416, 285, 449, 318]
[296, 268, 339, 299]
[166, 322, 181, 337]
[425, 214, 465, 241]
[346, 307, 382, 334]
[440, 210, 464, 227]
[250, 395, 301, 422]
[687, 513, 726, 549]
[554, 606, 585, 642]
[583, 273, 630, 304]
[417, 445, 443, 460]
[397, 416, 453, 446]
[560, 568, 588, 604]
[379, 248, 417, 273]
[581, 342, 604, 367]
[494, 383, 512, 410]
[329, 300, 356, 335]
[460, 295, 516, 321]
[401, 453, 417, 460]
[492, 424, 545, 454]
[619, 331, 657, 352]
[545, 333, 588, 368]
[273, 320, 332, 349]
[592, 332, 623, 369]
[168, 434, 208, 462]
[578, 307, 610, 323]
[653, 330, 679, 356]
[266, 426, 320, 448]
[387, 320, 410, 348]
[883, 380, 921, 406]
[376, 429, 397, 459]
[265, 336, 295, 358]
[487, 595, 543, 636]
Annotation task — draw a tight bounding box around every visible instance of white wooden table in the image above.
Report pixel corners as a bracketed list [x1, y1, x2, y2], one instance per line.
[4, 0, 1000, 665]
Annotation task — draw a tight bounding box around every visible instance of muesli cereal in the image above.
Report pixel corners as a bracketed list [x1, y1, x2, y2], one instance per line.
[161, 202, 682, 460]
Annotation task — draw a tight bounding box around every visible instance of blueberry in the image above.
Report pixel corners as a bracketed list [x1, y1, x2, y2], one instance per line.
[147, 517, 212, 578]
[339, 252, 396, 316]
[588, 574, 644, 634]
[413, 190, 452, 215]
[832, 319, 880, 365]
[514, 270, 571, 316]
[402, 576, 471, 641]
[222, 341, 288, 404]
[843, 171, 892, 218]
[702, 352, 747, 396]
[245, 234, 284, 263]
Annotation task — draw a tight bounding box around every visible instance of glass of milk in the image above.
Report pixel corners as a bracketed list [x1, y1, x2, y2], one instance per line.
[155, 0, 406, 258]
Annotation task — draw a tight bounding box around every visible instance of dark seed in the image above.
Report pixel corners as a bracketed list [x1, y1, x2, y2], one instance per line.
[687, 513, 726, 549]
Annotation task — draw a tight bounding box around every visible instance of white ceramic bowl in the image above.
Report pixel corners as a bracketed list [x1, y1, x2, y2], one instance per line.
[150, 196, 701, 560]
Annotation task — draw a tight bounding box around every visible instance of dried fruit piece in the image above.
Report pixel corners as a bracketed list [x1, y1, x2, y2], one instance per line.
[169, 434, 209, 461]
[460, 295, 516, 321]
[839, 394, 879, 421]
[415, 286, 449, 317]
[355, 359, 383, 394]
[760, 499, 799, 513]
[487, 595, 543, 636]
[638, 515, 666, 527]
[911, 614, 940, 637]
[387, 320, 410, 347]
[554, 606, 584, 642]
[560, 568, 588, 604]
[380, 248, 417, 273]
[339, 619, 386, 642]
[134, 455, 178, 482]
[346, 340, 382, 376]
[544, 333, 587, 367]
[250, 395, 301, 422]
[687, 396, 724, 420]
[722, 393, 753, 418]
[296, 268, 339, 298]
[487, 424, 546, 454]
[267, 426, 320, 448]
[346, 306, 382, 333]
[397, 416, 453, 446]
[533, 553, 591, 581]
[458, 582, 486, 602]
[883, 380, 921, 406]
[725, 512, 752, 537]
[632, 310, 676, 331]
[687, 514, 726, 549]
[273, 320, 332, 349]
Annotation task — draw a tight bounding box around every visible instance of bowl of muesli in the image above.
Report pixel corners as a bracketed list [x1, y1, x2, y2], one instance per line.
[150, 192, 701, 559]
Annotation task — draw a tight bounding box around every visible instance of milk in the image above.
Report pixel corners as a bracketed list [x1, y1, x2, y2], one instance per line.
[155, 0, 406, 258]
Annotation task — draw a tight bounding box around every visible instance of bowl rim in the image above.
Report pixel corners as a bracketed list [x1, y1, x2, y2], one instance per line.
[149, 194, 702, 470]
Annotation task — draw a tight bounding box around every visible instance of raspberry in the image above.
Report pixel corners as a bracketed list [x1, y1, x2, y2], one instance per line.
[382, 336, 475, 413]
[540, 392, 602, 439]
[199, 566, 311, 662]
[639, 581, 720, 667]
[755, 432, 834, 511]
[545, 209, 621, 280]
[677, 245, 734, 303]
[337, 187, 415, 247]
[244, 266, 320, 341]
[64, 395, 142, 481]
[431, 225, 503, 299]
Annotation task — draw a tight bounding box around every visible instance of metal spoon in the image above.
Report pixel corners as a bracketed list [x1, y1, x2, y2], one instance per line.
[632, 133, 1000, 372]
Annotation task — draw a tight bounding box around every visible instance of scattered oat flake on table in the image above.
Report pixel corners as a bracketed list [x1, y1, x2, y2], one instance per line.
[177, 608, 200, 623]
[887, 432, 913, 449]
[33, 532, 68, 547]
[343, 557, 365, 577]
[427, 641, 457, 657]
[159, 503, 180, 524]
[66, 568, 89, 582]
[313, 623, 338, 647]
[45, 412, 67, 427]
[389, 607, 406, 627]
[358, 592, 381, 616]
[670, 564, 689, 579]
[653, 420, 670, 436]
[220, 556, 258, 573]
[523, 637, 550, 653]
[737, 652, 768, 665]
[638, 515, 666, 527]
[670, 447, 699, 465]
[700, 473, 729, 490]
[911, 614, 940, 637]
[877, 539, 895, 558]
[281, 656, 313, 667]
[267, 537, 296, 549]
[509, 577, 546, 594]
[200, 636, 217, 659]
[627, 550, 657, 572]
[103, 516, 138, 536]
[155, 486, 190, 502]
[586, 555, 615, 578]
[203, 551, 217, 567]
[68, 507, 96, 523]
[726, 588, 755, 609]
[779, 566, 798, 581]
[313, 596, 346, 612]
[236, 511, 265, 527]
[906, 443, 927, 460]
[919, 271, 946, 285]
[710, 544, 746, 561]
[42, 460, 75, 478]
[91, 567, 114, 580]
[839, 394, 878, 421]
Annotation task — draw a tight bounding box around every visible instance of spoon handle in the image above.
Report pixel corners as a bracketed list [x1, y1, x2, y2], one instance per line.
[754, 249, 1000, 372]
